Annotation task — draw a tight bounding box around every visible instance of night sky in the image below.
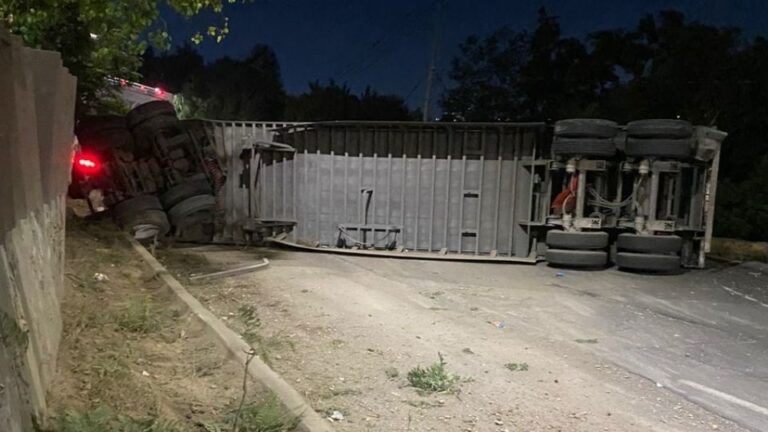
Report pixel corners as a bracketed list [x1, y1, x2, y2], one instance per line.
[162, 0, 768, 111]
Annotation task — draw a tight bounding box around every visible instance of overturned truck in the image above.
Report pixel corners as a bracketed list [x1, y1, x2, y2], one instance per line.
[207, 118, 725, 272]
[73, 105, 726, 273]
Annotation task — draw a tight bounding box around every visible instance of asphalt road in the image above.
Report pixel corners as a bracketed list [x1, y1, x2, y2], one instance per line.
[354, 256, 768, 431]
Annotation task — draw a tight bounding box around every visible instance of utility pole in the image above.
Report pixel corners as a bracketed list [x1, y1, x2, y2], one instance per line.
[421, 0, 445, 122]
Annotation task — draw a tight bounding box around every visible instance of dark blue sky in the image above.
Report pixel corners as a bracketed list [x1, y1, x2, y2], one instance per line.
[163, 0, 768, 110]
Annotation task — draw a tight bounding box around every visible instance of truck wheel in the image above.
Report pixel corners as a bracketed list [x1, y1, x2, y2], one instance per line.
[625, 138, 693, 159]
[626, 119, 693, 139]
[126, 101, 177, 130]
[546, 249, 608, 268]
[546, 230, 609, 250]
[554, 119, 618, 138]
[551, 137, 616, 157]
[112, 195, 163, 225]
[123, 209, 170, 240]
[616, 252, 681, 273]
[168, 194, 216, 228]
[617, 234, 682, 253]
[160, 179, 213, 209]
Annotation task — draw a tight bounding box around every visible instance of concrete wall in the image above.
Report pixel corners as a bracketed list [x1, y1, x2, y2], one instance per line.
[0, 25, 77, 431]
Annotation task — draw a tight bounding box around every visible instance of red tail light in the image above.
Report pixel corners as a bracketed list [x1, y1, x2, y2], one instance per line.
[75, 154, 101, 174]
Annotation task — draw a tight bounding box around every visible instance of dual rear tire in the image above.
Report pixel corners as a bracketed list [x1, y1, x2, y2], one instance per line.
[615, 233, 682, 273]
[545, 230, 609, 268]
[545, 231, 684, 273]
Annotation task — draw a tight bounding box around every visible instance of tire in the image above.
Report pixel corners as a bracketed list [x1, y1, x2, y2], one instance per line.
[546, 230, 609, 250]
[167, 194, 216, 227]
[617, 234, 682, 253]
[616, 252, 681, 273]
[122, 209, 170, 240]
[625, 138, 693, 159]
[546, 249, 608, 268]
[626, 119, 693, 139]
[552, 137, 616, 157]
[160, 179, 213, 209]
[112, 195, 163, 225]
[554, 119, 618, 138]
[126, 101, 177, 130]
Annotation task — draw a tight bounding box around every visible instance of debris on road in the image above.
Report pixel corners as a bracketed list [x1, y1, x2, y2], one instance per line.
[188, 258, 270, 281]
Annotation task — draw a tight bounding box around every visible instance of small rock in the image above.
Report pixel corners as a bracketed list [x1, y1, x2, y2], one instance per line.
[328, 410, 344, 421]
[93, 272, 109, 282]
[141, 370, 150, 377]
[494, 419, 504, 425]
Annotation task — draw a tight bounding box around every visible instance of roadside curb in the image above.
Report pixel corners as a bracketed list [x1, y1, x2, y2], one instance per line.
[126, 236, 334, 432]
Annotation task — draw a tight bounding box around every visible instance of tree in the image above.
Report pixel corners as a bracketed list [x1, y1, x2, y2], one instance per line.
[1, 0, 240, 115]
[441, 9, 768, 241]
[285, 81, 414, 121]
[441, 28, 528, 121]
[186, 45, 287, 120]
[141, 44, 205, 94]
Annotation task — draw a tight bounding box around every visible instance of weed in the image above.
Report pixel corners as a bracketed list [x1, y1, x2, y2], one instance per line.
[385, 367, 399, 379]
[574, 338, 598, 344]
[236, 305, 292, 366]
[229, 394, 300, 432]
[91, 353, 129, 380]
[504, 362, 529, 372]
[238, 305, 261, 327]
[115, 297, 162, 334]
[54, 406, 182, 432]
[407, 353, 460, 394]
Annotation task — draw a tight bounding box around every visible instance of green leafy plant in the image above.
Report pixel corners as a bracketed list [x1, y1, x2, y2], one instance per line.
[407, 353, 460, 394]
[0, 1, 244, 114]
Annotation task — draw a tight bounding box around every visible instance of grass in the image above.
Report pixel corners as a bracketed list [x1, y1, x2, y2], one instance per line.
[407, 353, 460, 394]
[710, 237, 768, 262]
[229, 395, 301, 432]
[504, 362, 529, 372]
[52, 395, 300, 432]
[115, 297, 163, 334]
[53, 406, 182, 432]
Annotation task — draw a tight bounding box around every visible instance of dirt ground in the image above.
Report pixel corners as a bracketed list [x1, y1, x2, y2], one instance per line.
[49, 218, 296, 431]
[160, 245, 763, 432]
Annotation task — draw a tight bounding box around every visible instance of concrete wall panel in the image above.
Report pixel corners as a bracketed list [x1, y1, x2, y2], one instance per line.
[0, 24, 76, 431]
